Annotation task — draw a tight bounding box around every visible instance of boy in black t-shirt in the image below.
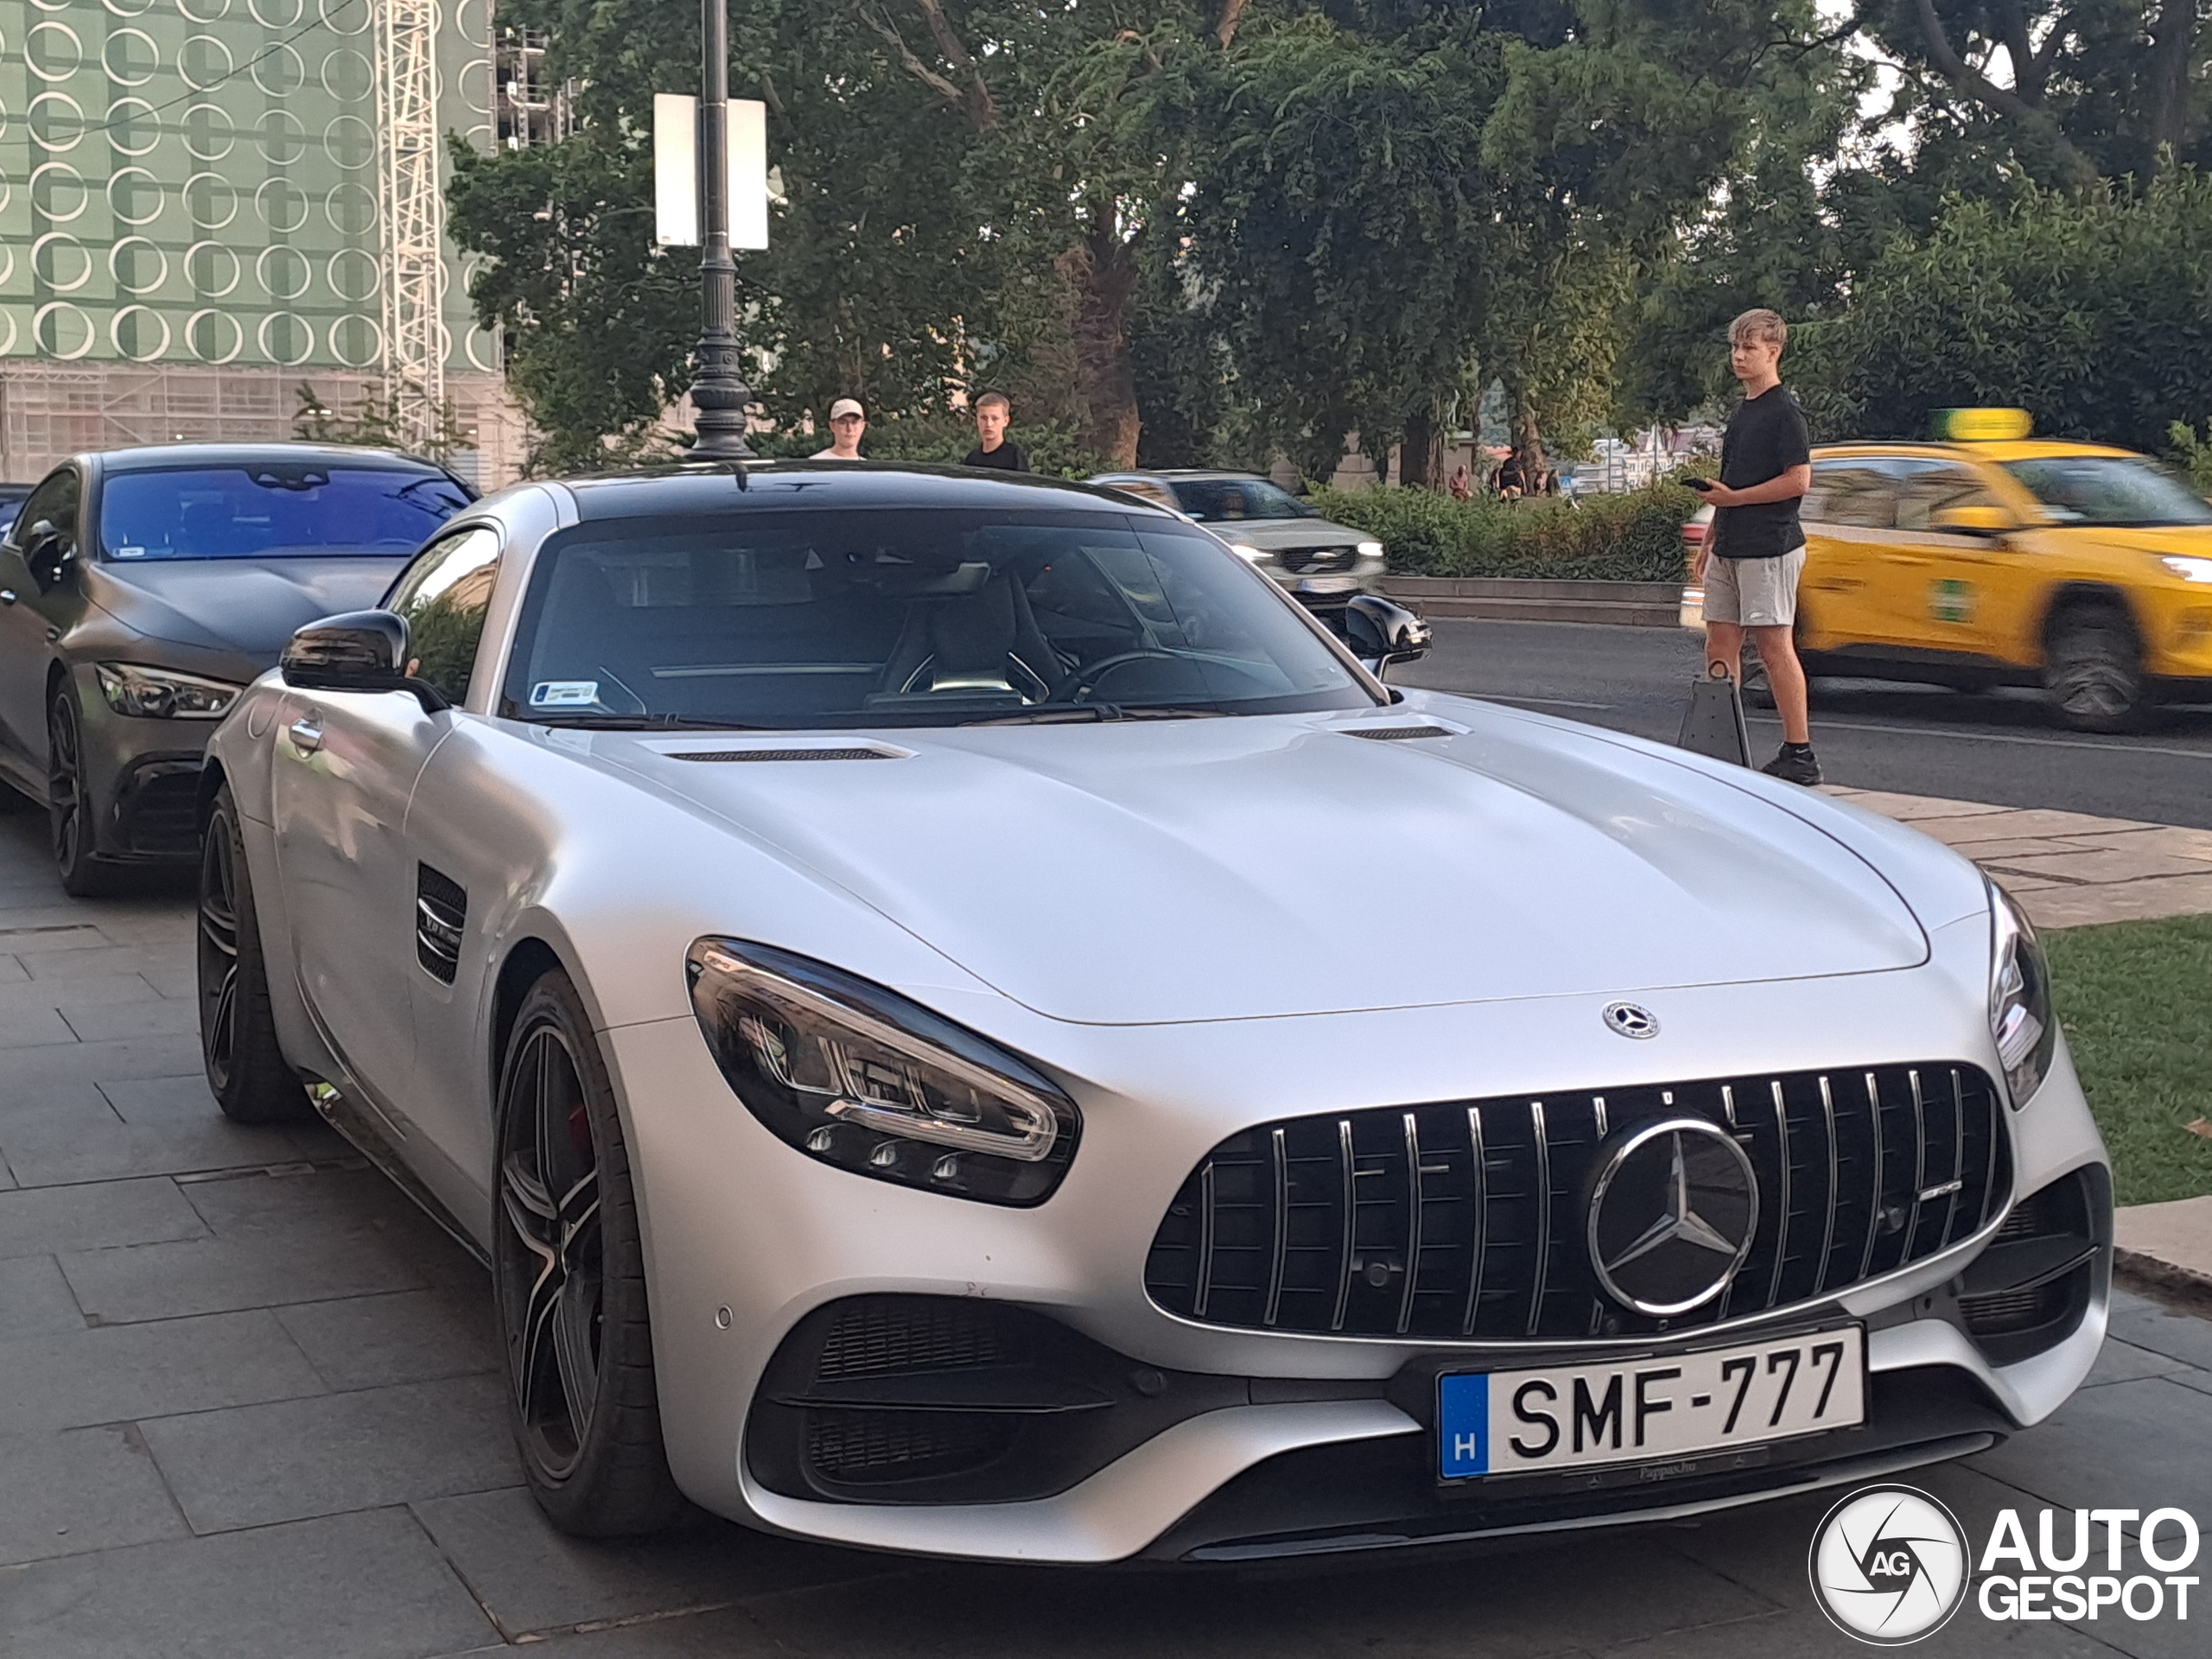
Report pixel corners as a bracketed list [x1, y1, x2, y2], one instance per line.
[963, 391, 1028, 472]
[1694, 308, 1820, 785]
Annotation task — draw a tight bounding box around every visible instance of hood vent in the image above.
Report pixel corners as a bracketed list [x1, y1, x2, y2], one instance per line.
[670, 747, 901, 764]
[1339, 725, 1453, 741]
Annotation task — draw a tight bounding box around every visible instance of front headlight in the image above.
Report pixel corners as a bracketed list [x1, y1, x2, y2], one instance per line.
[1356, 540, 1384, 560]
[1227, 542, 1272, 563]
[2160, 556, 2212, 584]
[95, 662, 242, 720]
[1988, 882, 2056, 1109]
[686, 938, 1079, 1205]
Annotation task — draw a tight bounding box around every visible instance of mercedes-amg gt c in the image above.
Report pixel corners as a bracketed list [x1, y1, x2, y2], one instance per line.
[195, 461, 2108, 1562]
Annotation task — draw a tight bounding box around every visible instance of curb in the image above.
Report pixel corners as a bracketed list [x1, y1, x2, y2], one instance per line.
[2112, 1195, 2212, 1306]
[1381, 576, 1681, 628]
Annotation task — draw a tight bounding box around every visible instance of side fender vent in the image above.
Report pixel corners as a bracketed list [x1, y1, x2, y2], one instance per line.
[416, 864, 466, 984]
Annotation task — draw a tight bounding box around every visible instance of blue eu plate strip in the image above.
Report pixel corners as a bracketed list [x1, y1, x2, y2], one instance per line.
[1437, 1372, 1489, 1478]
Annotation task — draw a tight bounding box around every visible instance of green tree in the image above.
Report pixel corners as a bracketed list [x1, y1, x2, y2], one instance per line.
[1790, 171, 2212, 451]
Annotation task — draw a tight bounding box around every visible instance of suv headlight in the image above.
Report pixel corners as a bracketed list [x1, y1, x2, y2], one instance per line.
[1356, 540, 1384, 559]
[1226, 542, 1271, 563]
[2160, 556, 2212, 583]
[95, 662, 241, 720]
[686, 938, 1079, 1205]
[1988, 882, 2056, 1109]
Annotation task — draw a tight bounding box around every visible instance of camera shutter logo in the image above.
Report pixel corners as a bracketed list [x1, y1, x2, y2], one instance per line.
[1809, 1485, 1970, 1644]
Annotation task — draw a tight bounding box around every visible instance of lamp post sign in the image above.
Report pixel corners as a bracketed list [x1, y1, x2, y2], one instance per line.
[652, 0, 769, 461]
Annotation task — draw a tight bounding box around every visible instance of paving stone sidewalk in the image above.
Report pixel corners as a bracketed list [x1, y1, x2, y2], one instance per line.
[3, 801, 2209, 1658]
[1826, 787, 2212, 930]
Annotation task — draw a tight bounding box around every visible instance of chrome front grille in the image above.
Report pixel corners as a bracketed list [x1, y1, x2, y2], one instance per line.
[1143, 1064, 2010, 1343]
[1278, 544, 1359, 575]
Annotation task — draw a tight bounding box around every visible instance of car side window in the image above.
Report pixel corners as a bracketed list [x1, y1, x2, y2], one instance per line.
[387, 526, 502, 705]
[9, 469, 80, 553]
[1894, 463, 1998, 532]
[1805, 461, 1897, 530]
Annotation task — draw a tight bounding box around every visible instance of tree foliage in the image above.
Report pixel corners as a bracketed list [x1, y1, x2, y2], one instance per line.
[1790, 172, 2212, 452]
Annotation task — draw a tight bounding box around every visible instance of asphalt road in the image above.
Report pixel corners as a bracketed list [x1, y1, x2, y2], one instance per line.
[1397, 618, 2212, 830]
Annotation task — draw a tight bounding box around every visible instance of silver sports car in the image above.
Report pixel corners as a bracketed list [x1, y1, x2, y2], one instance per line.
[197, 460, 2109, 1563]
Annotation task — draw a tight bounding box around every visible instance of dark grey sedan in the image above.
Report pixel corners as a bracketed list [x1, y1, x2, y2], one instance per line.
[0, 444, 472, 894]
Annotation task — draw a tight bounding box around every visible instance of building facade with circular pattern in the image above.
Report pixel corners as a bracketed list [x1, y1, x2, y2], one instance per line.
[1, 0, 523, 483]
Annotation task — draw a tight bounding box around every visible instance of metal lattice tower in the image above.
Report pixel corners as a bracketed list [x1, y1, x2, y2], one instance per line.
[376, 0, 448, 448]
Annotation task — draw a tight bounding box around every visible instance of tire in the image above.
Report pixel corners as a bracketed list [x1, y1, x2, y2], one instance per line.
[2043, 607, 2145, 733]
[494, 969, 683, 1537]
[48, 689, 124, 897]
[197, 787, 313, 1123]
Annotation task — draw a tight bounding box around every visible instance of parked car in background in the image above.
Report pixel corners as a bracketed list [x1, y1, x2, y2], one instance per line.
[200, 459, 2107, 1562]
[1680, 419, 2212, 729]
[0, 444, 473, 893]
[1087, 470, 1387, 601]
[0, 484, 33, 541]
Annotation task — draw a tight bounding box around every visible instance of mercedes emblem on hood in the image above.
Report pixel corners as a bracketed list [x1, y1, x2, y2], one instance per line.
[1586, 1118, 1759, 1316]
[1602, 1002, 1659, 1039]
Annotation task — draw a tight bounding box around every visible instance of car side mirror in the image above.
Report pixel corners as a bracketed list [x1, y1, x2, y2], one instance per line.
[1930, 505, 2014, 537]
[281, 610, 451, 713]
[1342, 594, 1432, 678]
[21, 520, 73, 588]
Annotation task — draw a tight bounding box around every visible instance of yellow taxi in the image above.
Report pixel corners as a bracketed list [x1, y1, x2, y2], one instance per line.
[1688, 413, 2212, 730]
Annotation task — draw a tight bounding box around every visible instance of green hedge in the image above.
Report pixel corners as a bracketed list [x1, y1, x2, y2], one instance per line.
[1308, 481, 1700, 581]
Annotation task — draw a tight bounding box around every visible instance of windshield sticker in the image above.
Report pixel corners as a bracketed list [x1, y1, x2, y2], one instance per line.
[115, 546, 147, 558]
[530, 680, 600, 708]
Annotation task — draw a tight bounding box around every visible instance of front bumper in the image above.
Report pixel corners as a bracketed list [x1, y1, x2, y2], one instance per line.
[607, 939, 2110, 1564]
[72, 665, 213, 860]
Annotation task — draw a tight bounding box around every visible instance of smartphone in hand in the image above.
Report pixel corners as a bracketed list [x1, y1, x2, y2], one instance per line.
[1684, 477, 1717, 493]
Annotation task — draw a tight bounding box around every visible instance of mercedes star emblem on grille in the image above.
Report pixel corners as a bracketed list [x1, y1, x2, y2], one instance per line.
[1602, 1001, 1659, 1039]
[1586, 1118, 1759, 1316]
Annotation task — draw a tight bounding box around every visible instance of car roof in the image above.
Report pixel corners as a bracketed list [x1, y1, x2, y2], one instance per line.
[78, 442, 451, 475]
[1812, 439, 2143, 465]
[1088, 469, 1264, 483]
[558, 459, 1165, 521]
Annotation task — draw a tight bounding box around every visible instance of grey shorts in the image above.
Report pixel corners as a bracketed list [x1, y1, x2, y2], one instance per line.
[1704, 547, 1805, 628]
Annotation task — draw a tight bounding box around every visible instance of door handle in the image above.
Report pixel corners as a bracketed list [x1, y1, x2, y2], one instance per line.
[288, 716, 324, 753]
[1887, 555, 1931, 568]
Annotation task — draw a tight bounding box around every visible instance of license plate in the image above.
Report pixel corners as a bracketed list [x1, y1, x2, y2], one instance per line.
[1437, 1325, 1865, 1480]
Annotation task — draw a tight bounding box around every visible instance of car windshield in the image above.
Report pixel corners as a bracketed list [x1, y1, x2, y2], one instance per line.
[97, 463, 472, 561]
[2002, 457, 2212, 528]
[500, 508, 1375, 729]
[1167, 478, 1316, 523]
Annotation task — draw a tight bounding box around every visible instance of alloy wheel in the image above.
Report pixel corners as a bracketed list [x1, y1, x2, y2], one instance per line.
[197, 818, 240, 1092]
[47, 696, 84, 872]
[498, 1022, 605, 1482]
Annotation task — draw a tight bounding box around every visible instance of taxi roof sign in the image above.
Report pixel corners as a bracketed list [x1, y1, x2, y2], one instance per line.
[1934, 407, 2033, 442]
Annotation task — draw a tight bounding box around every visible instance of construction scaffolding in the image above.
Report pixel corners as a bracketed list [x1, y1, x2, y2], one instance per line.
[377, 0, 450, 452]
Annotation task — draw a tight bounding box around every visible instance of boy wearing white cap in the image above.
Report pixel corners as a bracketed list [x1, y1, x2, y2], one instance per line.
[812, 398, 866, 460]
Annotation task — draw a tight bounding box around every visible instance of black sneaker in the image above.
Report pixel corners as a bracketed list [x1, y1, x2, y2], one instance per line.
[1760, 745, 1823, 786]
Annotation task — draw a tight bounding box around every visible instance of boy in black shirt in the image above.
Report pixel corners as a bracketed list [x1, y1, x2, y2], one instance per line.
[963, 392, 1028, 472]
[1694, 308, 1820, 785]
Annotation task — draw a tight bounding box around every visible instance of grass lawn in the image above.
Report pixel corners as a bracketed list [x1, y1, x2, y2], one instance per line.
[2044, 912, 2212, 1207]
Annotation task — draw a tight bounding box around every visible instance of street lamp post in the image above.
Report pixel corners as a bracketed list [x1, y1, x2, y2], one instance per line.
[690, 0, 753, 461]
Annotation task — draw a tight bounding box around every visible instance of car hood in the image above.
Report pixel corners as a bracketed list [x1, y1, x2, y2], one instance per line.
[1209, 518, 1370, 552]
[592, 700, 1928, 1026]
[2049, 524, 2212, 557]
[88, 556, 410, 659]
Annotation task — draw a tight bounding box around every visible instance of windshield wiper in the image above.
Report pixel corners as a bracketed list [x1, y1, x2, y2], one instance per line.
[955, 702, 1228, 727]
